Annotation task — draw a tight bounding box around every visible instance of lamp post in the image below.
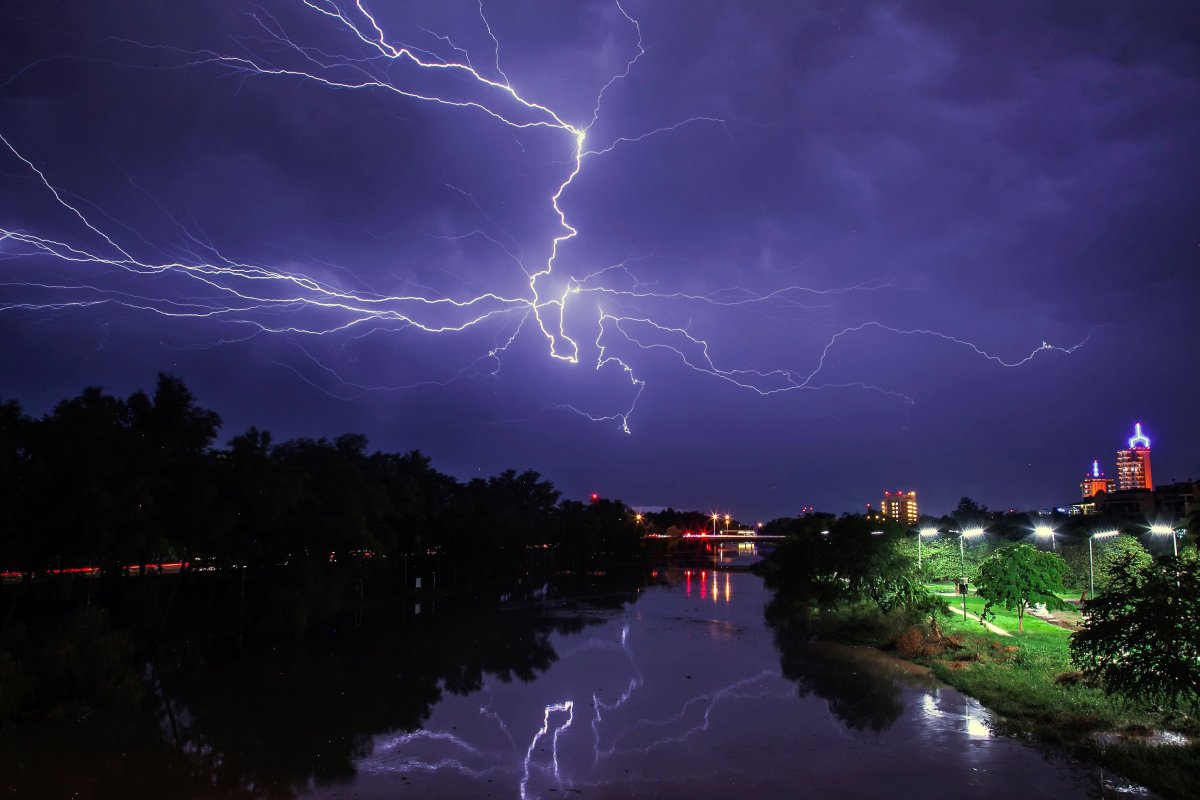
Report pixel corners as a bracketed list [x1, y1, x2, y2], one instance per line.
[957, 527, 985, 620]
[711, 513, 718, 536]
[1148, 522, 1179, 557]
[1089, 530, 1120, 600]
[723, 514, 731, 533]
[917, 527, 938, 570]
[1033, 524, 1056, 551]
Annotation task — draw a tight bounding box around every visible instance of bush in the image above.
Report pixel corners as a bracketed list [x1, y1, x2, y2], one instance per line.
[1070, 555, 1200, 712]
[894, 626, 924, 658]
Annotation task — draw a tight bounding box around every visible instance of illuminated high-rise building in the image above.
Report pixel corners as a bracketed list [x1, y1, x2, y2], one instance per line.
[1080, 460, 1114, 498]
[1116, 422, 1153, 491]
[881, 490, 919, 525]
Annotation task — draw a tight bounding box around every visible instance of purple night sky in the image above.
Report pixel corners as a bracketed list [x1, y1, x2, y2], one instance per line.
[1, 1, 1197, 519]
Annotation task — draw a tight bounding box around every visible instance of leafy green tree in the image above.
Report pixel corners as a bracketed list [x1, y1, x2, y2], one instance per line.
[760, 515, 920, 614]
[876, 574, 951, 634]
[1058, 534, 1151, 598]
[917, 536, 993, 583]
[1184, 507, 1200, 557]
[975, 544, 1069, 632]
[1070, 555, 1200, 712]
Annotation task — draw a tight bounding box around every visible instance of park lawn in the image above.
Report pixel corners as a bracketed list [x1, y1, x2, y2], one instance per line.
[911, 588, 1200, 800]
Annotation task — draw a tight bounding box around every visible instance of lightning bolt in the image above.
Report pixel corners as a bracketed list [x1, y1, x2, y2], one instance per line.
[351, 607, 798, 798]
[0, 0, 1088, 432]
[593, 669, 792, 759]
[519, 699, 574, 800]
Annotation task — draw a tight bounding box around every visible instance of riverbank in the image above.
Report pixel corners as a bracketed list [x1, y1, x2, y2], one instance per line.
[891, 594, 1199, 800]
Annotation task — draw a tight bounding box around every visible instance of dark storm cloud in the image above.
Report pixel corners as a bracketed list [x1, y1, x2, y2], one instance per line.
[1, 0, 1197, 518]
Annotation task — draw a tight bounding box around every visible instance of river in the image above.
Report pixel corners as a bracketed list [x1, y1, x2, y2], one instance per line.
[5, 564, 1152, 798]
[300, 568, 1137, 800]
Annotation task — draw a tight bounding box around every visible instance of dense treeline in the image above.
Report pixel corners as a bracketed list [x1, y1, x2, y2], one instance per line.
[760, 495, 1194, 595]
[0, 375, 647, 730]
[0, 374, 642, 582]
[758, 513, 946, 636]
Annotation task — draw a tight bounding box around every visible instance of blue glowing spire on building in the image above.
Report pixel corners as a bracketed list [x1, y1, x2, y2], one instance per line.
[1128, 422, 1150, 449]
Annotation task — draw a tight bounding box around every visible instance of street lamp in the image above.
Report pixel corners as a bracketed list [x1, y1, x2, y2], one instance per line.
[711, 513, 718, 536]
[1088, 530, 1120, 600]
[917, 527, 939, 570]
[1033, 523, 1056, 551]
[1148, 522, 1179, 557]
[957, 527, 985, 620]
[723, 513, 731, 533]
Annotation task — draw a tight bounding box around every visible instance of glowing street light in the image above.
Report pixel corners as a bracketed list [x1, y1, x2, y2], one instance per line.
[1033, 523, 1056, 551]
[956, 527, 985, 620]
[917, 527, 939, 570]
[1088, 530, 1121, 600]
[711, 513, 719, 536]
[1148, 522, 1179, 557]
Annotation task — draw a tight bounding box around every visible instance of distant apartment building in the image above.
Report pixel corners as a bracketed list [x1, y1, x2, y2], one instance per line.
[1116, 422, 1153, 491]
[881, 490, 919, 526]
[1069, 421, 1195, 520]
[1080, 459, 1114, 498]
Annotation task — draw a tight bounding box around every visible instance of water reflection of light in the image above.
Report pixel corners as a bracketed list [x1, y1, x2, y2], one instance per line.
[712, 572, 718, 603]
[964, 699, 992, 739]
[724, 573, 731, 603]
[917, 690, 992, 742]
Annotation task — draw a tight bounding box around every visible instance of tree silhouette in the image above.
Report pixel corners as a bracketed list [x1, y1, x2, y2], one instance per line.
[1070, 555, 1200, 711]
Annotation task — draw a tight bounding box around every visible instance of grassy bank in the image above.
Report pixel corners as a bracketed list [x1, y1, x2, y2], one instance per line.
[900, 585, 1200, 800]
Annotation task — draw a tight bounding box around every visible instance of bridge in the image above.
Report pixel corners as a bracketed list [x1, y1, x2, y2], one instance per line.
[643, 533, 785, 542]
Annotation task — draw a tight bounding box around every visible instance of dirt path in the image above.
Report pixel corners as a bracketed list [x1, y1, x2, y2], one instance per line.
[938, 593, 1011, 636]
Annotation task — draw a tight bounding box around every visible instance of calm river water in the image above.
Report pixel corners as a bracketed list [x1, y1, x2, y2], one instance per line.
[301, 568, 1139, 800]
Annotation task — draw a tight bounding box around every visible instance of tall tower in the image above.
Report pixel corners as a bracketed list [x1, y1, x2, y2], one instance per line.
[1116, 422, 1153, 491]
[881, 490, 919, 525]
[1081, 460, 1114, 498]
